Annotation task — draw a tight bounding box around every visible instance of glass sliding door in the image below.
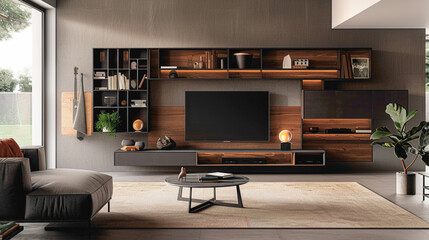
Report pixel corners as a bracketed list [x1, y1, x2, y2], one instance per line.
[0, 0, 43, 146]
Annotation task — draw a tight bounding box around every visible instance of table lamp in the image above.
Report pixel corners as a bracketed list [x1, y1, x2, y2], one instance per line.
[279, 130, 292, 150]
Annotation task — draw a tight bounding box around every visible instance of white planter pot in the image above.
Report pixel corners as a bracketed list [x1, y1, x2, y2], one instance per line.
[102, 127, 109, 132]
[396, 172, 416, 195]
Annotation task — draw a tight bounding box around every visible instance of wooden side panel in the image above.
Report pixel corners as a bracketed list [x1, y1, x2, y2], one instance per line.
[303, 140, 372, 162]
[229, 70, 262, 79]
[261, 70, 339, 79]
[148, 106, 302, 149]
[61, 92, 93, 136]
[159, 70, 227, 79]
[149, 49, 159, 78]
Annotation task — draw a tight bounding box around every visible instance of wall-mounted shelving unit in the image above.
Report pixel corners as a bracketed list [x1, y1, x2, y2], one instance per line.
[93, 48, 150, 134]
[150, 48, 371, 81]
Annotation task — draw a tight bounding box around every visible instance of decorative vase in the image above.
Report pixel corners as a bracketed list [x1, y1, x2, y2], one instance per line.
[121, 139, 135, 147]
[133, 119, 144, 132]
[396, 172, 416, 195]
[234, 53, 253, 69]
[135, 141, 145, 150]
[282, 54, 292, 69]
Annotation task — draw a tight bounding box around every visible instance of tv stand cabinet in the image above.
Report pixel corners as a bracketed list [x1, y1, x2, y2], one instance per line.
[114, 149, 325, 167]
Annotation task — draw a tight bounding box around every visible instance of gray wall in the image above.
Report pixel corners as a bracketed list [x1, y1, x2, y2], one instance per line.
[56, 0, 426, 172]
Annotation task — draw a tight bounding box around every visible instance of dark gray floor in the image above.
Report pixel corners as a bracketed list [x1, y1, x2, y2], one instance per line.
[15, 172, 429, 240]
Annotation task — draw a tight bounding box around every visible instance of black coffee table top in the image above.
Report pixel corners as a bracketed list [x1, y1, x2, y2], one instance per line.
[165, 175, 249, 188]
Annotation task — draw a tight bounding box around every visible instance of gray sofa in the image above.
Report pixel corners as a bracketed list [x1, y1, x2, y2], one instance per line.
[0, 146, 113, 223]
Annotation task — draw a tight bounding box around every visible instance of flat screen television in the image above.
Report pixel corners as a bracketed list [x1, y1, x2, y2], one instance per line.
[185, 91, 270, 142]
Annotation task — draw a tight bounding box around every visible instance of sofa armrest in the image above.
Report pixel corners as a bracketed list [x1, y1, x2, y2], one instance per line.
[0, 158, 32, 220]
[21, 146, 46, 171]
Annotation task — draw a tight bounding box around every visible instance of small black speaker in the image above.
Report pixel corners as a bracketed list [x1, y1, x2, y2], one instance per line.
[281, 142, 291, 150]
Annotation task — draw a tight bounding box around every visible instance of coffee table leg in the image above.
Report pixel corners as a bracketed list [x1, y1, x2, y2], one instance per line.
[177, 186, 183, 200]
[188, 187, 193, 213]
[213, 187, 216, 200]
[236, 185, 243, 208]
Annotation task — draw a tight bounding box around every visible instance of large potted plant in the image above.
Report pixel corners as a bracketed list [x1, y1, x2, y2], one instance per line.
[95, 111, 121, 138]
[371, 103, 429, 195]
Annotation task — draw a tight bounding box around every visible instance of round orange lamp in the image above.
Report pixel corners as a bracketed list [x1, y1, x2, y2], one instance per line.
[279, 130, 292, 150]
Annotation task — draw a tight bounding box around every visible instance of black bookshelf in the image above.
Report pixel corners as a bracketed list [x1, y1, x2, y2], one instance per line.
[93, 48, 149, 133]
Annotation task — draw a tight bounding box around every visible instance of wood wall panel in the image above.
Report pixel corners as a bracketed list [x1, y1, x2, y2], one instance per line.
[303, 140, 372, 162]
[148, 106, 302, 150]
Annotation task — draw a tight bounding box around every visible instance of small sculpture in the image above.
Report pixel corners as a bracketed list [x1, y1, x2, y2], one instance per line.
[178, 167, 187, 181]
[156, 136, 176, 150]
[282, 55, 292, 69]
[133, 119, 144, 132]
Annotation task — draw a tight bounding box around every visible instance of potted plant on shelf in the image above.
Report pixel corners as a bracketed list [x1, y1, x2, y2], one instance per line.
[95, 111, 121, 138]
[371, 103, 429, 195]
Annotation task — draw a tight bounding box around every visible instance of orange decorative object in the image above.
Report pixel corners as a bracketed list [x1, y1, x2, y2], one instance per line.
[278, 130, 292, 143]
[121, 146, 140, 151]
[133, 119, 144, 132]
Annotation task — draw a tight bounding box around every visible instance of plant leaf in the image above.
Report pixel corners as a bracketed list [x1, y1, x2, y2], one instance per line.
[385, 103, 407, 133]
[405, 110, 417, 123]
[371, 142, 394, 148]
[370, 127, 393, 140]
[421, 154, 429, 166]
[406, 121, 426, 137]
[419, 125, 429, 150]
[394, 143, 408, 159]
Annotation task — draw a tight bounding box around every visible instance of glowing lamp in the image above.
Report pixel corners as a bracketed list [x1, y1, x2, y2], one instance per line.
[279, 130, 292, 150]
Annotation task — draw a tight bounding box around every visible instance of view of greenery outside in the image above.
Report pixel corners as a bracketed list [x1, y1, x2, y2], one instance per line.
[0, 0, 32, 145]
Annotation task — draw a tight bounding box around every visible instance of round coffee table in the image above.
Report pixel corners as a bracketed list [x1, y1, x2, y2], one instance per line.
[165, 175, 249, 213]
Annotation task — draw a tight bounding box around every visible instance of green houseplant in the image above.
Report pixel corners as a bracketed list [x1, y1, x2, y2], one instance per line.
[371, 103, 429, 194]
[95, 111, 121, 138]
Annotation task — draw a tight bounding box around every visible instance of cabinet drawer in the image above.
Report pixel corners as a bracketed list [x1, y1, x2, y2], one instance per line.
[114, 151, 197, 166]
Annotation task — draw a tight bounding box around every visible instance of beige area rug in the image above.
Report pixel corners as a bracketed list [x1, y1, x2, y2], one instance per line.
[92, 182, 429, 229]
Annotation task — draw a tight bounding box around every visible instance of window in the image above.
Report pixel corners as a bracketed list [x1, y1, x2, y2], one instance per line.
[0, 0, 43, 146]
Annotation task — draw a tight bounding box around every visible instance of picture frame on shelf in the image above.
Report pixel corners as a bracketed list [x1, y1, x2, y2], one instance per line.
[351, 57, 370, 79]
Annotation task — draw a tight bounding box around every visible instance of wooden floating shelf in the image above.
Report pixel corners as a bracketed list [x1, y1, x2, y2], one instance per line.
[303, 133, 371, 141]
[262, 69, 339, 79]
[160, 69, 228, 79]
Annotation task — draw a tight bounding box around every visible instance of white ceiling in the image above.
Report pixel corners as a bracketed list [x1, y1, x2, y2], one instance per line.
[332, 0, 429, 31]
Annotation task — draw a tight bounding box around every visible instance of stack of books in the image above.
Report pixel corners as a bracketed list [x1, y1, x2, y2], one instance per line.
[94, 72, 106, 79]
[0, 222, 23, 240]
[107, 74, 131, 90]
[131, 99, 147, 107]
[199, 172, 234, 183]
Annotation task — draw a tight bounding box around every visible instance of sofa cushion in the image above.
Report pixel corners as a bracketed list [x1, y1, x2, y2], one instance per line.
[0, 139, 23, 158]
[0, 158, 32, 220]
[25, 169, 112, 220]
[21, 146, 46, 171]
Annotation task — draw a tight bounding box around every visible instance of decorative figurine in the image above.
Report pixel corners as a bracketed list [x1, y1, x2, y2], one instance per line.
[178, 167, 187, 181]
[156, 136, 176, 150]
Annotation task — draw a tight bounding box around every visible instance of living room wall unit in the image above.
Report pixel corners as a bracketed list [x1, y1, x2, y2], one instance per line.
[56, 0, 425, 172]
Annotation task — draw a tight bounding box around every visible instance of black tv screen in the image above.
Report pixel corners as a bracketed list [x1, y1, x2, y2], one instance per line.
[185, 91, 270, 142]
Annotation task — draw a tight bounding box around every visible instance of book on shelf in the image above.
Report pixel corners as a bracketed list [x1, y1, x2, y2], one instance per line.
[206, 172, 234, 179]
[355, 129, 372, 134]
[118, 74, 123, 90]
[95, 87, 108, 90]
[138, 74, 146, 89]
[199, 176, 219, 183]
[160, 66, 178, 69]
